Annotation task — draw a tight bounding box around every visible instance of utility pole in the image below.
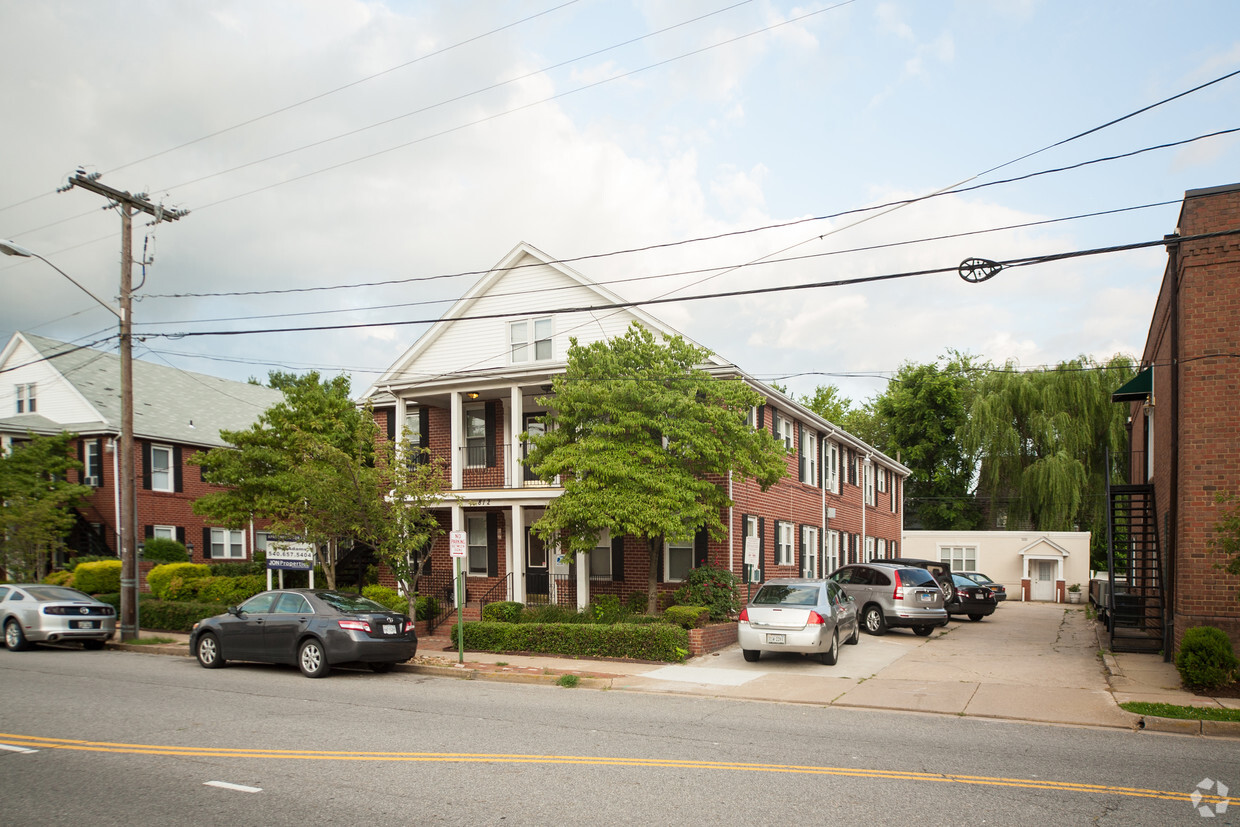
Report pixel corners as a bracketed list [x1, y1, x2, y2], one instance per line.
[63, 172, 187, 641]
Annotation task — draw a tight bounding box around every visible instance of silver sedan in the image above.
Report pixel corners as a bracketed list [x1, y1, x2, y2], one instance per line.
[1, 584, 117, 650]
[738, 578, 859, 665]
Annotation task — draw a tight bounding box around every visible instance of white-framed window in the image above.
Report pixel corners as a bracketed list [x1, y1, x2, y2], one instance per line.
[509, 317, 553, 363]
[940, 545, 977, 571]
[589, 529, 611, 578]
[747, 406, 760, 429]
[826, 442, 839, 493]
[890, 539, 898, 558]
[801, 431, 818, 485]
[404, 408, 422, 444]
[256, 532, 270, 553]
[210, 528, 245, 559]
[467, 516, 489, 575]
[877, 538, 886, 559]
[827, 529, 839, 573]
[150, 444, 173, 492]
[775, 521, 795, 566]
[14, 383, 36, 414]
[865, 536, 876, 562]
[465, 407, 486, 467]
[864, 461, 875, 506]
[778, 417, 794, 453]
[84, 439, 102, 485]
[664, 538, 694, 583]
[1144, 408, 1155, 483]
[800, 525, 819, 578]
[877, 466, 886, 493]
[151, 525, 176, 541]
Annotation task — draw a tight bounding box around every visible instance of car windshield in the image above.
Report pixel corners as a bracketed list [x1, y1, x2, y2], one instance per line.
[752, 585, 821, 606]
[23, 586, 93, 602]
[896, 568, 937, 587]
[314, 591, 393, 614]
[952, 575, 980, 587]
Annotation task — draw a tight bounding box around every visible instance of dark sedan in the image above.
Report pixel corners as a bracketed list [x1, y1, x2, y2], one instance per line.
[946, 574, 998, 622]
[190, 589, 417, 678]
[956, 571, 1008, 602]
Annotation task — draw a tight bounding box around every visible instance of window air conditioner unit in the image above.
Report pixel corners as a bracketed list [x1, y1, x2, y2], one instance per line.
[84, 476, 100, 487]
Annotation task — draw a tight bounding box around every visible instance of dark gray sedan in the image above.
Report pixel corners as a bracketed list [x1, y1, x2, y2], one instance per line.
[1, 584, 117, 650]
[190, 589, 417, 678]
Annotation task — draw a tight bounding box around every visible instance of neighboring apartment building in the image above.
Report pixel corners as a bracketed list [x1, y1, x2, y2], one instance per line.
[0, 332, 283, 571]
[1110, 183, 1240, 656]
[361, 242, 908, 612]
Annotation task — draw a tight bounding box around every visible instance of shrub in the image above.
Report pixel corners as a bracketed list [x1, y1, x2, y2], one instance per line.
[1176, 626, 1239, 691]
[66, 555, 115, 572]
[208, 560, 265, 577]
[521, 604, 588, 624]
[589, 594, 629, 625]
[194, 574, 265, 605]
[483, 601, 524, 623]
[143, 598, 226, 633]
[42, 570, 74, 587]
[74, 560, 122, 594]
[363, 585, 404, 613]
[147, 563, 211, 600]
[672, 564, 741, 620]
[453, 621, 689, 662]
[624, 591, 648, 615]
[663, 605, 709, 630]
[141, 537, 189, 564]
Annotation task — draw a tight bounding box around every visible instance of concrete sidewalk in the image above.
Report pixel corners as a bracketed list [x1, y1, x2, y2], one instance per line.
[117, 602, 1239, 736]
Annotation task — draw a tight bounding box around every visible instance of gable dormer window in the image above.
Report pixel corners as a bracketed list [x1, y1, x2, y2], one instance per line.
[15, 383, 35, 414]
[509, 317, 553, 363]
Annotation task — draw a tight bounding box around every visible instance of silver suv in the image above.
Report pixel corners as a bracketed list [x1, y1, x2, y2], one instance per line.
[826, 563, 948, 637]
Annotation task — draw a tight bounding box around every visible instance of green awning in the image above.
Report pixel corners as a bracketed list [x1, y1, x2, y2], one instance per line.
[1111, 367, 1152, 403]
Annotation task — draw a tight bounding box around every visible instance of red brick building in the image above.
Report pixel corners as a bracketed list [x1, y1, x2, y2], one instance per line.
[1112, 183, 1240, 655]
[0, 332, 283, 574]
[363, 242, 908, 612]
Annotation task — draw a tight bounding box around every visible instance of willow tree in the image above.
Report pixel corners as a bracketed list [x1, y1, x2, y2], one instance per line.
[523, 323, 787, 614]
[960, 355, 1136, 566]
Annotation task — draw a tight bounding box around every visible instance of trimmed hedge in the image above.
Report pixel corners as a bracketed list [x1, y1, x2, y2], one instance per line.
[74, 560, 122, 594]
[483, 601, 524, 623]
[142, 537, 189, 564]
[147, 563, 211, 599]
[42, 570, 75, 587]
[663, 605, 709, 630]
[1176, 626, 1239, 690]
[96, 593, 224, 634]
[452, 621, 689, 662]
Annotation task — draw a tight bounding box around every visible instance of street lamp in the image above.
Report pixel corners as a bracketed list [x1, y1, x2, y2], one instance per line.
[0, 238, 135, 639]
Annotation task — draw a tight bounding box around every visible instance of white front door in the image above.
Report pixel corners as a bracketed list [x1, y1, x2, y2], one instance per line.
[1031, 560, 1056, 601]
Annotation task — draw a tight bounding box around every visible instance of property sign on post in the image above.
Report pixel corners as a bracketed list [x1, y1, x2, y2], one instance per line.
[266, 540, 315, 571]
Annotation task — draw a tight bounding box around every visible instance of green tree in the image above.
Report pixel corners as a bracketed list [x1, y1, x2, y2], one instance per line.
[524, 323, 787, 614]
[960, 355, 1136, 566]
[192, 371, 371, 589]
[800, 384, 853, 426]
[1209, 491, 1240, 591]
[0, 433, 91, 580]
[872, 354, 984, 530]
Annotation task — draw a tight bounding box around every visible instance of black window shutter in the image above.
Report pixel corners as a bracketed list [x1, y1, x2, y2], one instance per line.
[694, 527, 708, 568]
[386, 407, 396, 442]
[797, 525, 805, 576]
[202, 527, 212, 559]
[484, 402, 497, 468]
[419, 407, 430, 450]
[757, 404, 765, 428]
[757, 517, 766, 583]
[176, 526, 186, 546]
[771, 408, 779, 439]
[141, 441, 152, 490]
[611, 535, 624, 581]
[77, 439, 84, 474]
[486, 513, 498, 576]
[144, 525, 154, 540]
[173, 446, 183, 492]
[95, 438, 105, 483]
[798, 425, 806, 480]
[854, 533, 862, 562]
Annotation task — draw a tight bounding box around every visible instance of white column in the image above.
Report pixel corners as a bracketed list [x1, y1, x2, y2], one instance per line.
[393, 395, 407, 461]
[510, 384, 523, 489]
[511, 505, 526, 603]
[450, 390, 463, 490]
[577, 546, 589, 612]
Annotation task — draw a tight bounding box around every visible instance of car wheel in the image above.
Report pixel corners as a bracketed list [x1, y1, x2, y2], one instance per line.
[196, 633, 226, 668]
[741, 648, 760, 662]
[819, 630, 839, 666]
[912, 625, 934, 637]
[82, 640, 105, 651]
[4, 619, 30, 651]
[369, 662, 396, 673]
[862, 605, 887, 636]
[968, 614, 985, 622]
[940, 581, 955, 602]
[845, 621, 860, 645]
[298, 638, 329, 678]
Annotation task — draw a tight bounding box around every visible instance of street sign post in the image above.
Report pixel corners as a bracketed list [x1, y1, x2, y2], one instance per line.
[450, 530, 467, 662]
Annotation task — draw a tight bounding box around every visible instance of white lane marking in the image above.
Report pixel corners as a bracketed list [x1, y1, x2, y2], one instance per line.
[204, 781, 263, 793]
[0, 744, 38, 754]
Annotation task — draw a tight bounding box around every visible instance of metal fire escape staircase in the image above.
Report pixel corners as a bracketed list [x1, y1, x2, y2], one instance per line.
[1105, 484, 1166, 654]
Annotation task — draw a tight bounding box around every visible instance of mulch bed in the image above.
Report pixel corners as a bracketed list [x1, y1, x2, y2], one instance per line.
[1194, 680, 1240, 699]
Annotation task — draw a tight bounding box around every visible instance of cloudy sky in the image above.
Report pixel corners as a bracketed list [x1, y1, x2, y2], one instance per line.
[2, 0, 1239, 405]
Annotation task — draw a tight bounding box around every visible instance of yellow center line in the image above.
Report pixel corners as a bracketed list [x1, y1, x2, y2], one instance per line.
[0, 732, 1224, 805]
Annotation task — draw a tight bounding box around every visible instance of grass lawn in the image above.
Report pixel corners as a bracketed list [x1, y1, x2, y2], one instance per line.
[1120, 702, 1240, 722]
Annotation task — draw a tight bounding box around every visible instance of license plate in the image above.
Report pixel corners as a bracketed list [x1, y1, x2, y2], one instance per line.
[919, 593, 933, 602]
[382, 624, 397, 635]
[71, 620, 98, 629]
[766, 633, 786, 644]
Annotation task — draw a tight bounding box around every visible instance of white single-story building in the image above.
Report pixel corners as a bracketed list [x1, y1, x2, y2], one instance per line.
[901, 530, 1092, 603]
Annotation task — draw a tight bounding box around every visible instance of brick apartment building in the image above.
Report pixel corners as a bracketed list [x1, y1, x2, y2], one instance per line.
[0, 332, 283, 574]
[1110, 183, 1240, 656]
[362, 242, 908, 612]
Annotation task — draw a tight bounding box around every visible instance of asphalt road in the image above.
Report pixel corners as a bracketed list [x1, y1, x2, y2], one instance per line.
[0, 646, 1236, 825]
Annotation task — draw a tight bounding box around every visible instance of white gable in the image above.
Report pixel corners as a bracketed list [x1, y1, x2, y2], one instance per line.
[0, 334, 103, 426]
[367, 242, 700, 395]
